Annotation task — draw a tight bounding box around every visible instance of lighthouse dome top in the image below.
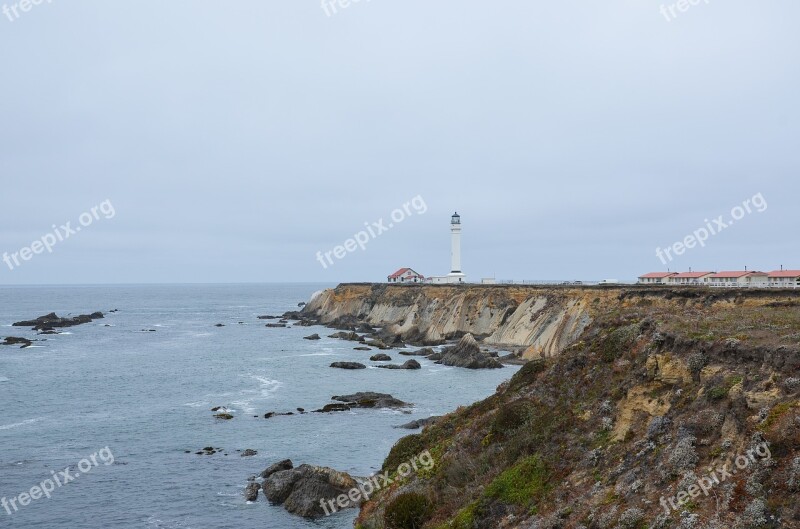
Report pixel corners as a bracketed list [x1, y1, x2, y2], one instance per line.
[451, 212, 461, 224]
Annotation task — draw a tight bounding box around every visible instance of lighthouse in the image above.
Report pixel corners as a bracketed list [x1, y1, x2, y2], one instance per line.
[446, 212, 466, 282]
[426, 212, 467, 284]
[450, 212, 461, 274]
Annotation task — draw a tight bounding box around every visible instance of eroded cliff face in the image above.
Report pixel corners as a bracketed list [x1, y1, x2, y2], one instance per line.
[305, 284, 600, 358]
[307, 284, 793, 359]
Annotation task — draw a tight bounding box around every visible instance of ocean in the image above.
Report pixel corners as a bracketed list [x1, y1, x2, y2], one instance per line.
[0, 284, 519, 528]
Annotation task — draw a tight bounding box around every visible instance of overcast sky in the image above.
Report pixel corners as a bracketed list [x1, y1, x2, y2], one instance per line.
[1, 1, 798, 284]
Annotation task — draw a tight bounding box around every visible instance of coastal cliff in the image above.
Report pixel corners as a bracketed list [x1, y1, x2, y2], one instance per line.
[307, 285, 800, 528]
[304, 284, 800, 359]
[304, 283, 597, 357]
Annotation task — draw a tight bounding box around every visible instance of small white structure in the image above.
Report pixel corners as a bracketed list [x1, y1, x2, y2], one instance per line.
[387, 268, 425, 283]
[637, 272, 677, 284]
[768, 270, 800, 288]
[427, 212, 467, 284]
[666, 272, 715, 286]
[709, 271, 769, 287]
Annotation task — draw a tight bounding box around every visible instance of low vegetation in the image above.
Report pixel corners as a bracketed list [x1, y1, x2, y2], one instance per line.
[355, 289, 800, 528]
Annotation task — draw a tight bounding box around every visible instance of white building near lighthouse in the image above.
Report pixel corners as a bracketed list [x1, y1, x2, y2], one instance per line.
[427, 212, 467, 284]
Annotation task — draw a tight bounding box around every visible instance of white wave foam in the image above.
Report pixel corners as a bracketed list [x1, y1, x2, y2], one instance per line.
[0, 377, 9, 382]
[0, 417, 45, 430]
[231, 375, 283, 413]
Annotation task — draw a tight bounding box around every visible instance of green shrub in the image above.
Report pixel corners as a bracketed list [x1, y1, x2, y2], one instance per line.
[707, 375, 744, 400]
[598, 324, 639, 362]
[490, 400, 531, 439]
[484, 454, 549, 506]
[509, 359, 547, 391]
[384, 434, 426, 473]
[384, 492, 433, 529]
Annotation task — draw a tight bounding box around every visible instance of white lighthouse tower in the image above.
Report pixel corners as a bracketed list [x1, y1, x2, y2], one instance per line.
[427, 212, 467, 284]
[446, 212, 466, 282]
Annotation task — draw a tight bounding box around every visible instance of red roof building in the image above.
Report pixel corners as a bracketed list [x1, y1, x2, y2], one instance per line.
[637, 272, 677, 284]
[388, 268, 425, 283]
[666, 272, 715, 285]
[767, 270, 800, 287]
[709, 271, 769, 287]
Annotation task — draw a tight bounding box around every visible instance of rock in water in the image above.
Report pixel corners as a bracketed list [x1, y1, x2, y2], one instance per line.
[399, 347, 435, 356]
[260, 459, 294, 479]
[394, 416, 440, 429]
[437, 333, 503, 369]
[330, 362, 367, 370]
[330, 392, 410, 408]
[13, 312, 104, 331]
[370, 354, 392, 361]
[377, 359, 422, 370]
[1, 337, 33, 348]
[263, 464, 360, 518]
[241, 449, 258, 457]
[244, 482, 261, 501]
[303, 334, 321, 340]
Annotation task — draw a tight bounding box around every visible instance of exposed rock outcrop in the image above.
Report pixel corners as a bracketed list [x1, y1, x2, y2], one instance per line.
[302, 284, 593, 357]
[13, 312, 104, 331]
[438, 334, 503, 369]
[330, 362, 366, 370]
[1, 337, 33, 348]
[394, 416, 439, 429]
[377, 359, 422, 370]
[262, 464, 361, 518]
[331, 392, 410, 409]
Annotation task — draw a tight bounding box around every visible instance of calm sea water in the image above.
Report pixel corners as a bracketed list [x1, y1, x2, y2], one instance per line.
[0, 284, 518, 528]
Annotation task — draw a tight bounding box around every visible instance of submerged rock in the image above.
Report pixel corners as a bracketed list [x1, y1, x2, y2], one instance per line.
[265, 323, 287, 328]
[370, 353, 392, 361]
[438, 334, 503, 369]
[241, 449, 258, 457]
[303, 333, 321, 340]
